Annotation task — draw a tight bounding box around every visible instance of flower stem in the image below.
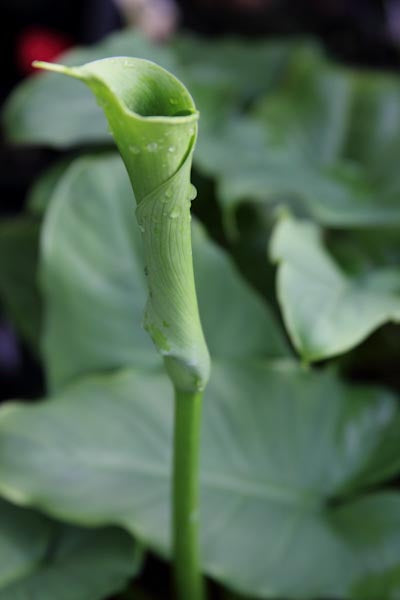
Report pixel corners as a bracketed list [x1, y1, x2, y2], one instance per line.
[173, 387, 205, 600]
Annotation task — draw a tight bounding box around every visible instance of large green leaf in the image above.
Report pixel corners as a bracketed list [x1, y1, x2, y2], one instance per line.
[0, 365, 399, 598]
[0, 218, 41, 349]
[41, 154, 288, 391]
[194, 45, 400, 232]
[3, 31, 176, 147]
[270, 215, 400, 362]
[250, 48, 400, 227]
[0, 498, 140, 599]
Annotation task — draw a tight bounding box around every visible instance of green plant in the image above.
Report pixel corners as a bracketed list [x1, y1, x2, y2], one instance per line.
[1, 30, 400, 600]
[34, 56, 211, 600]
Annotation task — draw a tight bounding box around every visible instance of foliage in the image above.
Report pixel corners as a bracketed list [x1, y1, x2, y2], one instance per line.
[1, 29, 400, 599]
[270, 214, 400, 362]
[0, 498, 141, 599]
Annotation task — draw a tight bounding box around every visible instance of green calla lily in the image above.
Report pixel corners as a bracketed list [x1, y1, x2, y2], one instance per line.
[34, 57, 210, 600]
[34, 58, 210, 394]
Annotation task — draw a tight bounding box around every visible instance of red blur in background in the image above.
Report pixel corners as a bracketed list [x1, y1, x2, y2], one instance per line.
[16, 26, 73, 74]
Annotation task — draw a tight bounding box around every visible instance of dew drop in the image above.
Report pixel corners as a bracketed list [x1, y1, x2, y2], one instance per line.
[188, 127, 195, 136]
[167, 145, 176, 153]
[138, 224, 145, 233]
[169, 209, 180, 219]
[169, 98, 178, 105]
[129, 145, 140, 155]
[146, 142, 158, 152]
[188, 184, 197, 202]
[165, 189, 172, 199]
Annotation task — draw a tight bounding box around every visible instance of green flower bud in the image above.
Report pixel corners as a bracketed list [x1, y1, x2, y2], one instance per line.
[34, 58, 210, 392]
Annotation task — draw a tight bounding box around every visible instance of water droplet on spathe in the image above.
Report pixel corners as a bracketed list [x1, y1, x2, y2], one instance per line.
[169, 209, 180, 219]
[169, 98, 178, 105]
[146, 142, 158, 152]
[165, 189, 172, 199]
[138, 224, 145, 233]
[168, 145, 176, 153]
[129, 145, 140, 155]
[188, 184, 197, 202]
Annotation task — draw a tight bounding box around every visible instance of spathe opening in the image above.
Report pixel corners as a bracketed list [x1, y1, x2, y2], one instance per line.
[83, 57, 197, 119]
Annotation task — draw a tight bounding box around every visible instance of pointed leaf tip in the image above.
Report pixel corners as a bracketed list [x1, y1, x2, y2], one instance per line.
[32, 61, 79, 79]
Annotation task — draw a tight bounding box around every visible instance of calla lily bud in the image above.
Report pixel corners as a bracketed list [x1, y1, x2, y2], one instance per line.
[34, 57, 210, 392]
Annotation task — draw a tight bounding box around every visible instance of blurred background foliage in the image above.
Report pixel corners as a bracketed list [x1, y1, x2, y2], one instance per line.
[2, 1, 400, 599]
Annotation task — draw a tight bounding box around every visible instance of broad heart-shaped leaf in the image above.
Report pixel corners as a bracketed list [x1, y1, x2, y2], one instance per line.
[0, 364, 400, 599]
[270, 215, 400, 362]
[41, 153, 288, 391]
[0, 498, 140, 599]
[195, 44, 400, 233]
[0, 218, 41, 350]
[3, 30, 177, 147]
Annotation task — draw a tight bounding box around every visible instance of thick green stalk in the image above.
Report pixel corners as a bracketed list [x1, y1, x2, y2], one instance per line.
[33, 57, 209, 600]
[173, 388, 204, 600]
